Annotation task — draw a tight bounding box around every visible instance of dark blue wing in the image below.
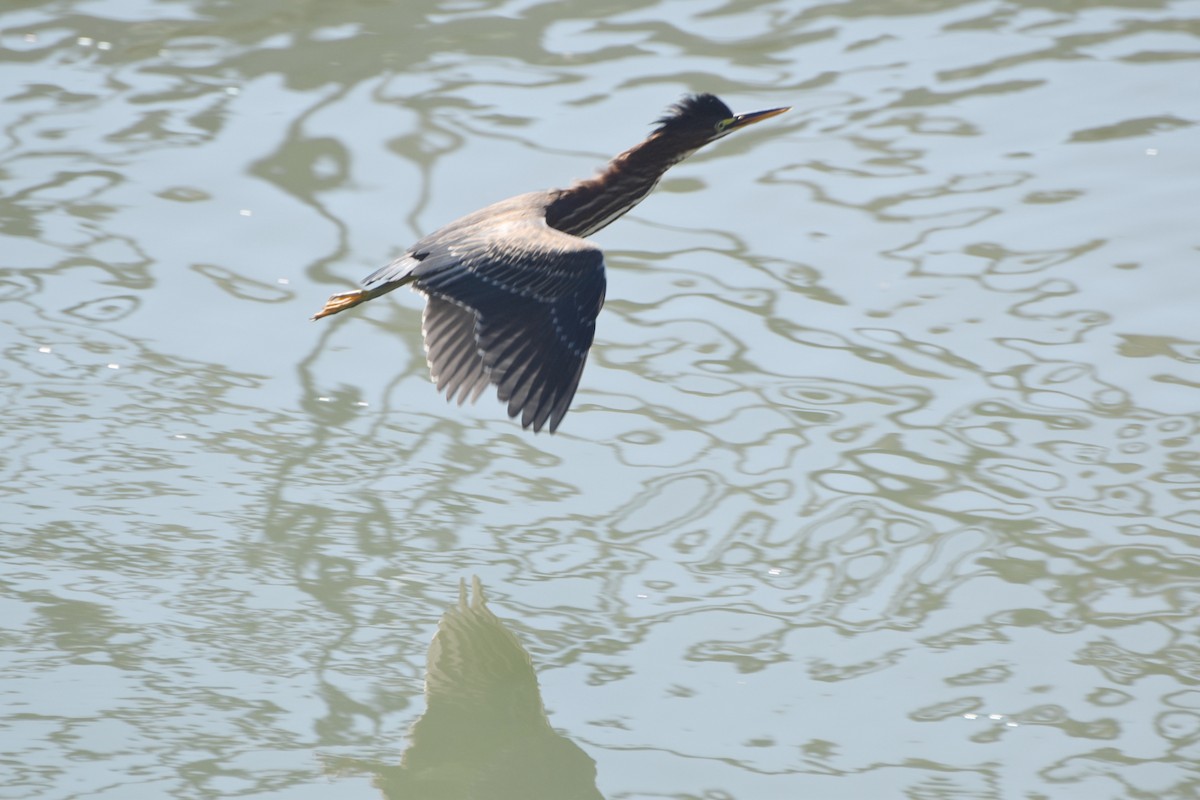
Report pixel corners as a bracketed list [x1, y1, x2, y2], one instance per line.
[378, 206, 606, 433]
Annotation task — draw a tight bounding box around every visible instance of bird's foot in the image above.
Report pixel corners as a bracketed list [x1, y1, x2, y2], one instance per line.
[311, 289, 369, 320]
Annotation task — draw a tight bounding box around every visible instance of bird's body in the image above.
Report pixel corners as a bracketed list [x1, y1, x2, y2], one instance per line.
[313, 94, 788, 432]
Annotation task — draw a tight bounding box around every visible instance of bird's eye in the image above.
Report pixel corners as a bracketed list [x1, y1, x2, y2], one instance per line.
[715, 119, 732, 133]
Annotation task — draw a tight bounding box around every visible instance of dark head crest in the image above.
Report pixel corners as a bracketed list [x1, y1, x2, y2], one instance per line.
[654, 93, 734, 134]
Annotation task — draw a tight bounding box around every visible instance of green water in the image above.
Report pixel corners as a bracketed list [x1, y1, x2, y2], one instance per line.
[3, 0, 1200, 797]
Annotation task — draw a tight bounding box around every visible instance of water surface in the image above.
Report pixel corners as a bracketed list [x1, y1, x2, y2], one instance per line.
[3, 0, 1200, 797]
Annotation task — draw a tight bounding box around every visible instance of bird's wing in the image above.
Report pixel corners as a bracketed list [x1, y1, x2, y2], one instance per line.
[383, 215, 606, 433]
[421, 296, 492, 408]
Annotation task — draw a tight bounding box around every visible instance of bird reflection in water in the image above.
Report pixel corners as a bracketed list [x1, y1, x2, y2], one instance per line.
[313, 94, 789, 432]
[326, 577, 603, 799]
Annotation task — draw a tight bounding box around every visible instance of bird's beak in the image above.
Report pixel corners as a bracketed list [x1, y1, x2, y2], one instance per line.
[726, 105, 791, 131]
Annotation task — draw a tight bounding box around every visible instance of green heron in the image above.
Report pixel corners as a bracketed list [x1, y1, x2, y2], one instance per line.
[313, 93, 789, 433]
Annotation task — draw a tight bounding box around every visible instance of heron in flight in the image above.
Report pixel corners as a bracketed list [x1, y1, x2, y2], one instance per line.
[312, 93, 789, 433]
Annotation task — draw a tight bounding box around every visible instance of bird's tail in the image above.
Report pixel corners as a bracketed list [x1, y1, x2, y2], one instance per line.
[311, 289, 373, 320]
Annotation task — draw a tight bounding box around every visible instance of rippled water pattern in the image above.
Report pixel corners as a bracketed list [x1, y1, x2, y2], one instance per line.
[3, 0, 1200, 797]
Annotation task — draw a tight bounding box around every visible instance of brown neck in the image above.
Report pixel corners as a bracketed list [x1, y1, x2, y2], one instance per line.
[545, 132, 697, 238]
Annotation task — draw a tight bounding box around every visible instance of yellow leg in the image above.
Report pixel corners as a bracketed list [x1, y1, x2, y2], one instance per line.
[311, 289, 370, 320]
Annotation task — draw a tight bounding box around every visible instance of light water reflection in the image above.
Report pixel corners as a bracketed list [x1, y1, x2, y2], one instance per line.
[2, 0, 1199, 798]
[327, 577, 602, 799]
